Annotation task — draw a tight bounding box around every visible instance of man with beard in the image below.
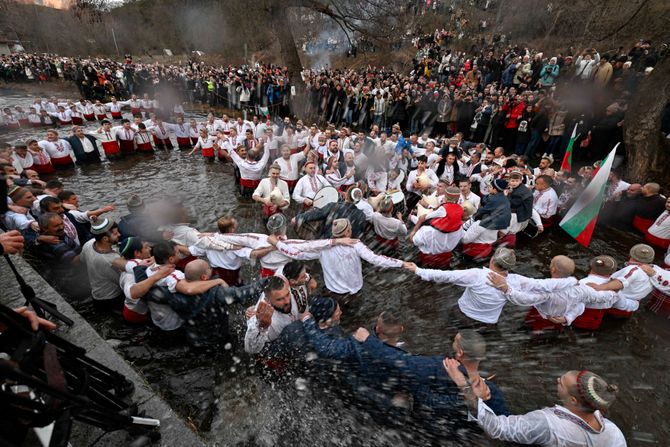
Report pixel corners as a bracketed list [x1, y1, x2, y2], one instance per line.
[244, 276, 298, 355]
[80, 218, 124, 309]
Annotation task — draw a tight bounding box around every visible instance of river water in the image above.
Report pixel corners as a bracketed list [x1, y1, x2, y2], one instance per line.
[1, 89, 667, 446]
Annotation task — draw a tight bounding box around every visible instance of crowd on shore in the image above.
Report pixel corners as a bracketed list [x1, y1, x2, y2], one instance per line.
[1, 36, 669, 445]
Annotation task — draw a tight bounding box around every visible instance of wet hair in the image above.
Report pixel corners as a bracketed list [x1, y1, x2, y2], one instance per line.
[57, 190, 76, 201]
[551, 255, 575, 277]
[263, 275, 286, 297]
[152, 241, 177, 265]
[38, 212, 60, 231]
[121, 118, 130, 124]
[216, 216, 236, 233]
[39, 196, 62, 213]
[457, 329, 486, 361]
[282, 261, 305, 281]
[378, 310, 402, 328]
[41, 179, 61, 190]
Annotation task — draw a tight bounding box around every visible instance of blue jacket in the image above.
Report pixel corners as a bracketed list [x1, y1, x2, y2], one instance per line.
[362, 336, 510, 417]
[474, 193, 512, 230]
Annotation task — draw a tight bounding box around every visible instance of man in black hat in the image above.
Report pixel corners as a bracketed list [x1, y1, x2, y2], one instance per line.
[118, 194, 165, 242]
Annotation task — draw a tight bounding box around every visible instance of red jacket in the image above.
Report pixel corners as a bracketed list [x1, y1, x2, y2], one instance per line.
[501, 101, 525, 129]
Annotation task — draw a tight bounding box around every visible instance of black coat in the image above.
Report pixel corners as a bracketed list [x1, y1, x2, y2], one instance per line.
[66, 134, 101, 164]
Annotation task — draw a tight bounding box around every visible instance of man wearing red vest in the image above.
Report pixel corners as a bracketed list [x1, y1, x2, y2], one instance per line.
[409, 186, 464, 268]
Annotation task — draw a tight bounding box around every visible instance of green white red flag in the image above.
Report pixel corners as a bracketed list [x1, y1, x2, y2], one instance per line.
[559, 123, 579, 172]
[559, 144, 618, 247]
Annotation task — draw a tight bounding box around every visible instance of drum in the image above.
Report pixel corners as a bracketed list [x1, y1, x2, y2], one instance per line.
[312, 186, 339, 209]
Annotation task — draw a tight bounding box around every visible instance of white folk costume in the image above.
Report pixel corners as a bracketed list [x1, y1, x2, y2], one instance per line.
[533, 187, 559, 228]
[415, 267, 576, 324]
[472, 399, 626, 447]
[276, 240, 403, 295]
[646, 210, 670, 250]
[38, 139, 74, 167]
[292, 173, 330, 206]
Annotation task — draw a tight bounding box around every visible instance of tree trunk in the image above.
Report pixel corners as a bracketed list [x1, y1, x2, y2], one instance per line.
[270, 6, 309, 119]
[624, 56, 670, 185]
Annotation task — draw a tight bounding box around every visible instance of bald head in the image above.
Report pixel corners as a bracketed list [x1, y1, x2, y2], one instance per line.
[551, 255, 575, 278]
[642, 182, 660, 196]
[184, 259, 212, 281]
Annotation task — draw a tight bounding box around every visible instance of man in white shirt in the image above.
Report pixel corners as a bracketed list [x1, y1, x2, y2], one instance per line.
[229, 143, 271, 197]
[453, 367, 626, 447]
[533, 174, 559, 229]
[275, 144, 310, 191]
[487, 255, 619, 332]
[371, 197, 407, 248]
[292, 161, 330, 207]
[244, 276, 298, 354]
[589, 243, 655, 317]
[405, 155, 439, 210]
[645, 196, 670, 250]
[270, 218, 403, 299]
[403, 247, 576, 325]
[38, 129, 74, 168]
[252, 163, 290, 218]
[457, 178, 481, 209]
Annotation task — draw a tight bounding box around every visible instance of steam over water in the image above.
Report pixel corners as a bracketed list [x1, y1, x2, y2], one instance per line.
[1, 91, 667, 446]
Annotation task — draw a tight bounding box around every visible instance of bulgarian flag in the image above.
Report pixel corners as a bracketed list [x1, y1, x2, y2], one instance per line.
[560, 123, 579, 172]
[559, 144, 618, 247]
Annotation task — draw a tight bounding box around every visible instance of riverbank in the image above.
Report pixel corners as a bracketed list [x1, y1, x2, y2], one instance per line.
[0, 251, 205, 447]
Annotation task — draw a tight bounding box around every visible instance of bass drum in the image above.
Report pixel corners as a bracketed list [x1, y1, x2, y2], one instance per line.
[312, 186, 340, 209]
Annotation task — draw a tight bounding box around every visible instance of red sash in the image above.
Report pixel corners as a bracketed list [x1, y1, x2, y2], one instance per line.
[239, 178, 261, 189]
[72, 116, 84, 125]
[101, 140, 120, 155]
[418, 251, 453, 268]
[59, 120, 72, 125]
[191, 137, 199, 145]
[648, 288, 670, 317]
[136, 142, 153, 153]
[32, 162, 55, 174]
[645, 232, 670, 250]
[175, 255, 197, 272]
[96, 114, 107, 120]
[123, 306, 149, 324]
[284, 179, 298, 190]
[31, 122, 43, 127]
[632, 215, 655, 234]
[572, 308, 606, 330]
[18, 119, 29, 126]
[541, 215, 557, 228]
[263, 204, 280, 218]
[202, 147, 215, 158]
[84, 113, 96, 121]
[260, 267, 275, 278]
[51, 155, 73, 167]
[7, 123, 20, 128]
[375, 235, 399, 248]
[462, 242, 493, 259]
[119, 139, 135, 153]
[525, 308, 562, 332]
[176, 137, 191, 147]
[130, 107, 141, 115]
[212, 267, 241, 287]
[495, 233, 516, 248]
[606, 308, 633, 318]
[111, 111, 122, 119]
